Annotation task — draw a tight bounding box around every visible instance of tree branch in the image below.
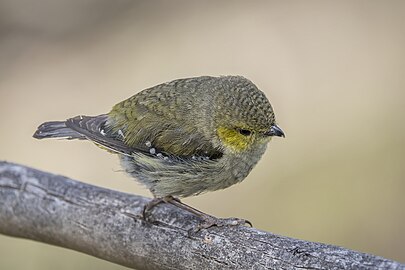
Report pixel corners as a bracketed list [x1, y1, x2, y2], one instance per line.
[0, 161, 403, 270]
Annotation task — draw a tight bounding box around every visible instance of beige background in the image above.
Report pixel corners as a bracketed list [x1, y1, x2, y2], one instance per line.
[0, 1, 404, 269]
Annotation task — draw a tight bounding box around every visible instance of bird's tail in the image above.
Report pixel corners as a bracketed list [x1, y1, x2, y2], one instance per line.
[33, 121, 85, 140]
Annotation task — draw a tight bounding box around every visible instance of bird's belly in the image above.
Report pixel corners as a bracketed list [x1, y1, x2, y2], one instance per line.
[118, 153, 250, 198]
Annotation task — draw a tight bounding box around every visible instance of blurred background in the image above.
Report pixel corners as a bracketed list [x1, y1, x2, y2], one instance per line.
[0, 0, 404, 268]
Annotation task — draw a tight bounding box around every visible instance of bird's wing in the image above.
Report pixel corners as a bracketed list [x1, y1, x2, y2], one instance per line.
[108, 100, 223, 160]
[65, 115, 141, 156]
[65, 112, 222, 160]
[69, 78, 223, 160]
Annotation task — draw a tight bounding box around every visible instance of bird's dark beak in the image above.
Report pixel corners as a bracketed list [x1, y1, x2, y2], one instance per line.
[266, 125, 285, 137]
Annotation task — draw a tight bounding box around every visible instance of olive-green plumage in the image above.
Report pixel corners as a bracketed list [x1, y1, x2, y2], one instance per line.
[33, 76, 284, 198]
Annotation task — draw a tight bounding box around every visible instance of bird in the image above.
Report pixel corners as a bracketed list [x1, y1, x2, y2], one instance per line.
[33, 75, 284, 229]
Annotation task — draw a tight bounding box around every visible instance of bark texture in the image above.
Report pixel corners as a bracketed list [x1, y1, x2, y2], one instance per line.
[0, 161, 403, 270]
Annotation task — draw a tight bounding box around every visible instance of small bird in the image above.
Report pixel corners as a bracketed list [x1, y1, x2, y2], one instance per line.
[33, 76, 284, 228]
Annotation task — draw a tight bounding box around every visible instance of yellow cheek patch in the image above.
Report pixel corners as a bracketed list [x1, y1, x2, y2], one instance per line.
[217, 126, 253, 152]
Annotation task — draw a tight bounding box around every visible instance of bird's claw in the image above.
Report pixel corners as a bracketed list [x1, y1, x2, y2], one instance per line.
[142, 196, 253, 235]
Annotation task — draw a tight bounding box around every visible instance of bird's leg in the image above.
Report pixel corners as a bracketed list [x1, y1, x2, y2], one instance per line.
[167, 199, 252, 232]
[143, 196, 252, 232]
[142, 195, 178, 220]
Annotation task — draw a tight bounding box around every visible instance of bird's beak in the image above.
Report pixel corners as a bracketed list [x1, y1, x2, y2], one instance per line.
[266, 125, 285, 137]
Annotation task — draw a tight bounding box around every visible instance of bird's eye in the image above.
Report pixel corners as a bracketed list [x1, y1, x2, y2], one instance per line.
[238, 128, 252, 136]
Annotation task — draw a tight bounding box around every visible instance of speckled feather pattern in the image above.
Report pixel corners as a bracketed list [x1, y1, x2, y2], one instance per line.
[106, 76, 275, 197]
[34, 76, 278, 198]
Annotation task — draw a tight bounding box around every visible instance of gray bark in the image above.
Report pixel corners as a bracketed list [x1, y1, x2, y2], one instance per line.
[0, 161, 403, 270]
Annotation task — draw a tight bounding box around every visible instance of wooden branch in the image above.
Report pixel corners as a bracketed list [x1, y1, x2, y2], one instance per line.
[0, 161, 403, 270]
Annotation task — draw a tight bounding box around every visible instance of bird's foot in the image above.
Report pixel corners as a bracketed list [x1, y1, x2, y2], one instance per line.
[142, 196, 252, 233]
[165, 199, 252, 232]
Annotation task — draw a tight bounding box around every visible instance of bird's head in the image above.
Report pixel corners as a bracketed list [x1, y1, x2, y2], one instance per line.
[212, 76, 284, 153]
